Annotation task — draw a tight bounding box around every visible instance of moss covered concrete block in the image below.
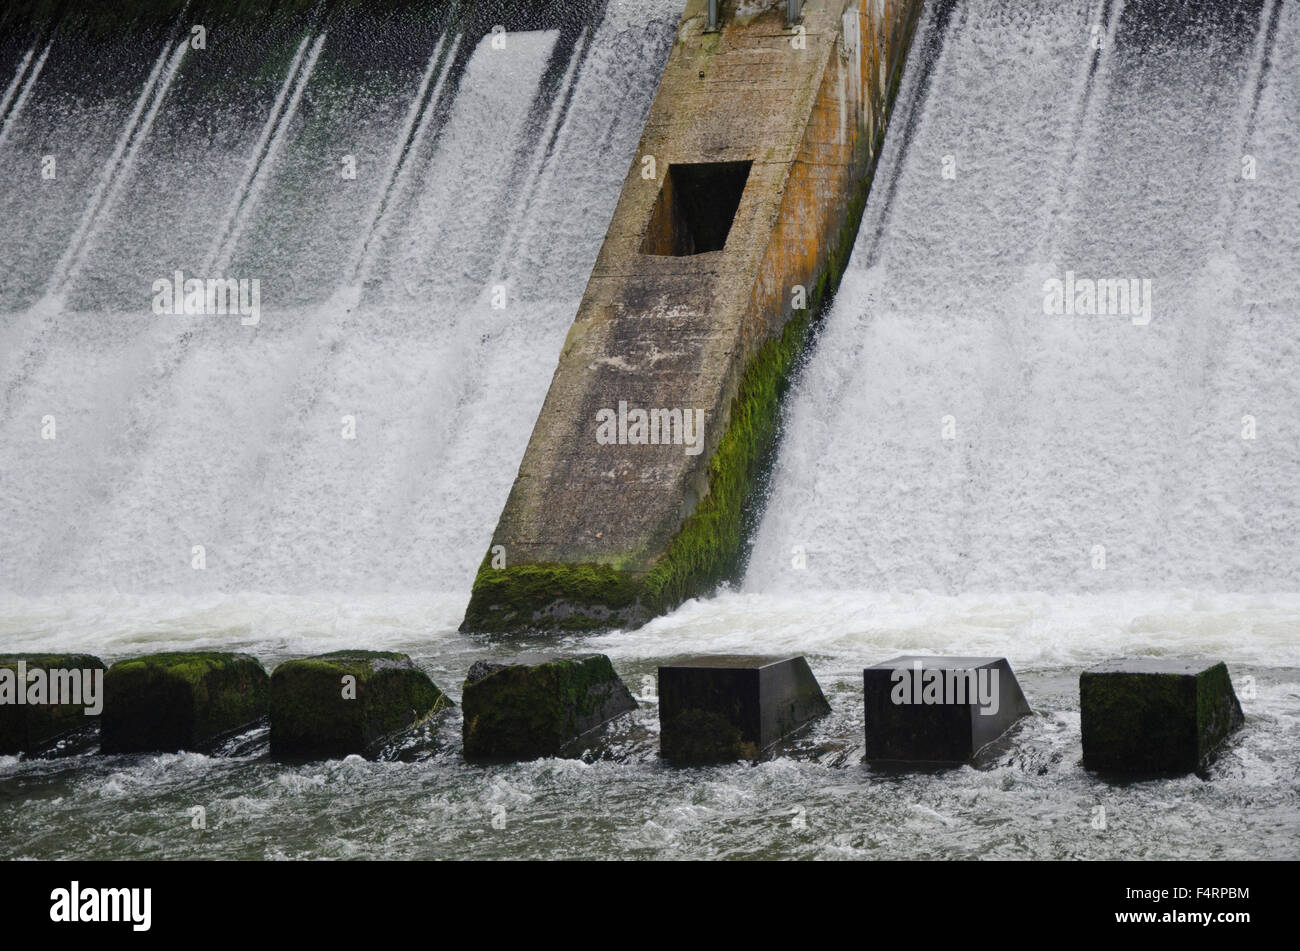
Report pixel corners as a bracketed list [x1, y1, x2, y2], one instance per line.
[0, 653, 106, 755]
[270, 650, 449, 758]
[462, 653, 637, 760]
[101, 652, 269, 753]
[1080, 658, 1244, 773]
[659, 654, 830, 762]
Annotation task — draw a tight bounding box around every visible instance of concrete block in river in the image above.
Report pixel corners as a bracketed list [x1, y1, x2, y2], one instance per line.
[1080, 658, 1244, 773]
[462, 653, 637, 760]
[101, 652, 269, 754]
[863, 656, 1032, 762]
[0, 653, 106, 755]
[270, 650, 450, 758]
[658, 654, 830, 762]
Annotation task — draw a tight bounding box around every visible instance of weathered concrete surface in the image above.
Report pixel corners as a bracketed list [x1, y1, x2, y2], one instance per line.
[270, 650, 451, 759]
[101, 652, 269, 753]
[658, 654, 830, 761]
[0, 653, 105, 755]
[462, 653, 637, 760]
[863, 656, 1033, 763]
[464, 0, 924, 633]
[1080, 658, 1244, 774]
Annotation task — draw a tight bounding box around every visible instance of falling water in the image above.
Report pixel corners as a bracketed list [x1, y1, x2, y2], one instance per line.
[747, 0, 1300, 596]
[0, 2, 681, 595]
[50, 40, 191, 297]
[202, 32, 320, 277]
[0, 40, 50, 152]
[350, 32, 459, 288]
[0, 0, 1295, 862]
[205, 34, 328, 275]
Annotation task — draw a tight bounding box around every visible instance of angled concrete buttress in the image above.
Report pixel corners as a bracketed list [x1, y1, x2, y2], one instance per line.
[462, 0, 924, 633]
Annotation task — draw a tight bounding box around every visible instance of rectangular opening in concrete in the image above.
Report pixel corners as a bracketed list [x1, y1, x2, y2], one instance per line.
[641, 161, 752, 256]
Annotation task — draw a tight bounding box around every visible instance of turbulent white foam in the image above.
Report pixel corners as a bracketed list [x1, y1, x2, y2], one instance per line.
[593, 588, 1300, 670]
[0, 591, 466, 661]
[1, 585, 1294, 672]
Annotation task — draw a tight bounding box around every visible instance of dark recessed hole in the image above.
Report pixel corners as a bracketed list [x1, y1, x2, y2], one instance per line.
[641, 160, 752, 256]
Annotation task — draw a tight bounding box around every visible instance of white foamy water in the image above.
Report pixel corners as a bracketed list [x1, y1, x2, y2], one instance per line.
[0, 3, 681, 596]
[747, 0, 1300, 597]
[0, 587, 1296, 673]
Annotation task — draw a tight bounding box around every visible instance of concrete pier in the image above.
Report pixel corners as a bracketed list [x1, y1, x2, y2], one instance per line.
[463, 0, 924, 633]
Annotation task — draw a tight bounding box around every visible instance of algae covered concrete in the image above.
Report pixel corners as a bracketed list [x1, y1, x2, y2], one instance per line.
[1080, 658, 1245, 774]
[269, 650, 451, 758]
[462, 653, 637, 760]
[464, 0, 924, 633]
[0, 653, 106, 755]
[101, 651, 269, 753]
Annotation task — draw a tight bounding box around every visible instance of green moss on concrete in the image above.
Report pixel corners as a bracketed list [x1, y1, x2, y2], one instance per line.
[0, 654, 106, 755]
[1194, 662, 1245, 765]
[463, 169, 865, 635]
[270, 650, 449, 758]
[462, 653, 636, 760]
[1080, 661, 1244, 773]
[462, 559, 643, 632]
[643, 303, 815, 608]
[101, 651, 269, 753]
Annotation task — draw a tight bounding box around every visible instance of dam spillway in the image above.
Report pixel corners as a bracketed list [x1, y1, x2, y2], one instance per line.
[6, 0, 1292, 612]
[0, 0, 683, 596]
[0, 0, 1297, 864]
[746, 0, 1300, 597]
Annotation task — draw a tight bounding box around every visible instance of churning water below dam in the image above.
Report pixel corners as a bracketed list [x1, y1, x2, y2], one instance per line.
[1, 0, 1298, 860]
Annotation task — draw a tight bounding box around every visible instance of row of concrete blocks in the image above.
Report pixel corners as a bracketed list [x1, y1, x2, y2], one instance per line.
[0, 651, 1245, 773]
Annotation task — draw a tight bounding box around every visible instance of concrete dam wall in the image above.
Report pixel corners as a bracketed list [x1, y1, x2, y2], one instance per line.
[464, 0, 925, 633]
